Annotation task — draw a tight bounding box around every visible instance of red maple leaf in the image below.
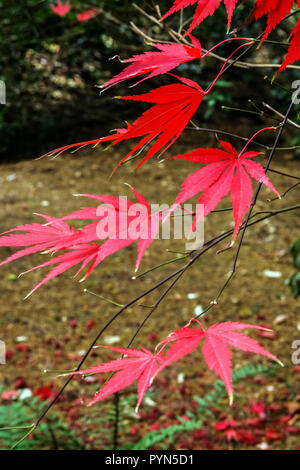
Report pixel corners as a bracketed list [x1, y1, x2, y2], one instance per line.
[166, 140, 280, 238]
[54, 189, 163, 273]
[248, 400, 266, 416]
[66, 346, 166, 411]
[215, 419, 238, 430]
[102, 37, 202, 91]
[35, 386, 53, 400]
[277, 18, 300, 73]
[224, 428, 241, 442]
[156, 319, 282, 404]
[254, 1, 300, 74]
[112, 75, 205, 171]
[21, 243, 101, 298]
[77, 9, 99, 22]
[265, 428, 284, 441]
[41, 123, 132, 159]
[0, 189, 162, 296]
[0, 214, 80, 266]
[254, 0, 296, 41]
[239, 430, 257, 445]
[162, 0, 239, 34]
[50, 1, 71, 17]
[42, 76, 205, 170]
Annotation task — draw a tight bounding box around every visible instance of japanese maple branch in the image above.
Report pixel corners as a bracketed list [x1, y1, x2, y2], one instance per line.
[10, 199, 299, 449]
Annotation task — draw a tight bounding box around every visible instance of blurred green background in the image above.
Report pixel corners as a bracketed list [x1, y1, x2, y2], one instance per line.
[0, 0, 299, 161]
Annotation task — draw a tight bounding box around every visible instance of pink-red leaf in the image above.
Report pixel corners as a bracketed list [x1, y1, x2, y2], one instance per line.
[162, 0, 239, 34]
[255, 0, 295, 42]
[230, 162, 253, 238]
[66, 346, 165, 410]
[278, 18, 300, 73]
[169, 142, 279, 237]
[77, 9, 99, 22]
[50, 1, 71, 17]
[112, 77, 205, 171]
[0, 188, 161, 294]
[102, 41, 201, 91]
[201, 321, 282, 403]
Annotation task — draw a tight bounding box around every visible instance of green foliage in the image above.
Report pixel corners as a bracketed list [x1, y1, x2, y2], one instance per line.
[74, 393, 150, 450]
[194, 363, 278, 415]
[286, 236, 300, 298]
[0, 392, 84, 450]
[125, 419, 201, 451]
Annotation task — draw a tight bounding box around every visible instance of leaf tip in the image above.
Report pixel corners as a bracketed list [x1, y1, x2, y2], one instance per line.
[24, 290, 33, 300]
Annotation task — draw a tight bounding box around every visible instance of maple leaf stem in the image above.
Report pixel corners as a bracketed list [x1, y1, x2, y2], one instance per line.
[0, 425, 33, 432]
[202, 37, 254, 59]
[10, 425, 36, 451]
[44, 368, 76, 374]
[206, 42, 255, 94]
[238, 126, 276, 156]
[132, 255, 188, 280]
[84, 289, 124, 308]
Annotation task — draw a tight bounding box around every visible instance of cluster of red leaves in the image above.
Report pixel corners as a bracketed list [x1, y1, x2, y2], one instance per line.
[162, 0, 239, 34]
[65, 319, 281, 410]
[162, 0, 300, 71]
[0, 143, 279, 293]
[50, 1, 99, 22]
[2, 359, 299, 450]
[0, 189, 163, 296]
[212, 399, 299, 447]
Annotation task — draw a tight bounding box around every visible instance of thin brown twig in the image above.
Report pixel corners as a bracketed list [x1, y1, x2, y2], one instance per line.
[232, 86, 300, 273]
